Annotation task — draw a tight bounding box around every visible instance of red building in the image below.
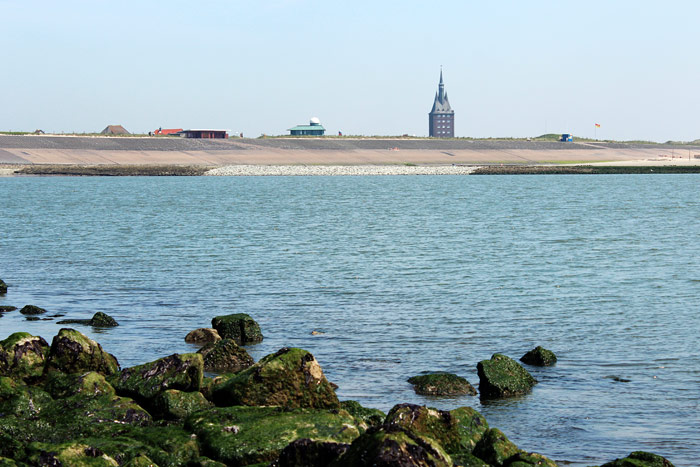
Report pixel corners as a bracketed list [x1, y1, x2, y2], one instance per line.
[179, 129, 228, 139]
[153, 128, 183, 136]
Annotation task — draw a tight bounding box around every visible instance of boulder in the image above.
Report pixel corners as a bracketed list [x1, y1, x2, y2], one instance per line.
[0, 375, 53, 418]
[211, 347, 339, 409]
[0, 279, 6, 294]
[520, 346, 557, 366]
[57, 311, 119, 327]
[332, 424, 453, 467]
[211, 313, 263, 345]
[275, 438, 350, 467]
[600, 451, 675, 467]
[0, 332, 49, 382]
[477, 354, 537, 399]
[0, 306, 16, 313]
[473, 428, 519, 467]
[407, 372, 477, 396]
[504, 451, 558, 467]
[197, 338, 254, 373]
[44, 371, 116, 399]
[19, 305, 47, 315]
[44, 328, 120, 376]
[185, 328, 221, 344]
[384, 403, 489, 462]
[339, 400, 385, 429]
[112, 353, 203, 406]
[152, 389, 211, 420]
[26, 442, 120, 467]
[185, 405, 361, 466]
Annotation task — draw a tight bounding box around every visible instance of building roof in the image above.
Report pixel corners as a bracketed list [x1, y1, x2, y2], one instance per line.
[289, 125, 326, 131]
[101, 125, 130, 135]
[430, 70, 453, 114]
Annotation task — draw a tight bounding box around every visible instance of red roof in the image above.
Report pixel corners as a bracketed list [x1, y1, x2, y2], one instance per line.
[154, 128, 182, 135]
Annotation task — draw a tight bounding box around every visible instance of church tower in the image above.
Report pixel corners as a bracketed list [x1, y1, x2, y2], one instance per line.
[429, 69, 454, 138]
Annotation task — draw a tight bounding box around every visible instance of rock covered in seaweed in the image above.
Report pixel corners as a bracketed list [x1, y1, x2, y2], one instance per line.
[152, 389, 211, 420]
[332, 424, 453, 467]
[197, 338, 254, 373]
[185, 328, 221, 344]
[0, 279, 6, 294]
[407, 372, 477, 396]
[211, 313, 263, 345]
[57, 312, 119, 327]
[275, 438, 350, 467]
[0, 306, 17, 313]
[184, 406, 361, 466]
[520, 346, 557, 366]
[472, 428, 520, 466]
[19, 305, 47, 315]
[384, 403, 489, 463]
[505, 450, 558, 466]
[0, 332, 49, 382]
[477, 353, 537, 399]
[339, 400, 385, 429]
[211, 347, 339, 409]
[111, 353, 203, 406]
[600, 451, 675, 467]
[44, 371, 116, 399]
[44, 328, 120, 376]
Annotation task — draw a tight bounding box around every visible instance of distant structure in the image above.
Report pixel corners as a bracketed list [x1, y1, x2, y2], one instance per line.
[178, 129, 228, 139]
[153, 128, 183, 136]
[428, 69, 454, 138]
[101, 125, 130, 135]
[289, 117, 325, 136]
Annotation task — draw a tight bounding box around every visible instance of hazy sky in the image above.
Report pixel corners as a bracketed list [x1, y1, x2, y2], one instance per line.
[2, 0, 699, 141]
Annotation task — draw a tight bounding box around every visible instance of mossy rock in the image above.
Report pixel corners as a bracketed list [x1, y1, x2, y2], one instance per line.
[0, 457, 20, 466]
[520, 346, 557, 366]
[407, 372, 477, 396]
[211, 347, 339, 409]
[0, 376, 53, 418]
[26, 442, 120, 466]
[600, 451, 675, 467]
[197, 338, 254, 373]
[185, 328, 221, 344]
[44, 371, 116, 399]
[0, 280, 6, 295]
[275, 438, 350, 467]
[331, 424, 453, 467]
[211, 313, 263, 345]
[505, 451, 558, 467]
[44, 328, 120, 376]
[472, 428, 520, 467]
[0, 306, 16, 313]
[152, 389, 211, 420]
[112, 353, 203, 407]
[0, 332, 49, 382]
[185, 405, 361, 466]
[477, 353, 537, 399]
[339, 400, 385, 429]
[122, 454, 159, 466]
[58, 312, 119, 327]
[19, 305, 46, 315]
[384, 403, 489, 460]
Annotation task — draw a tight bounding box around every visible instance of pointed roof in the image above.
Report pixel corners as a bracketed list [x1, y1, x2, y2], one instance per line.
[430, 69, 453, 114]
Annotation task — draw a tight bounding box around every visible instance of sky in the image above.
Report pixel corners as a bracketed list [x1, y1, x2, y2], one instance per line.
[1, 0, 699, 142]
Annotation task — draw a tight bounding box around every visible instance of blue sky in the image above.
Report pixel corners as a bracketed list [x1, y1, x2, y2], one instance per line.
[1, 0, 698, 141]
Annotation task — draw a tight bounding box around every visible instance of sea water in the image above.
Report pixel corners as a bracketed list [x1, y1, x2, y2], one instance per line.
[1, 175, 698, 466]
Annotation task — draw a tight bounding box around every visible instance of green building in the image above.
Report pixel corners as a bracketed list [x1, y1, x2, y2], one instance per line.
[289, 117, 325, 136]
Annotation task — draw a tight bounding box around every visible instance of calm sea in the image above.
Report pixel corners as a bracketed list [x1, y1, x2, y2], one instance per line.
[1, 175, 698, 466]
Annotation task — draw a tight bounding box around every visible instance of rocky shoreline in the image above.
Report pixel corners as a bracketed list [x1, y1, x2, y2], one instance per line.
[0, 278, 676, 466]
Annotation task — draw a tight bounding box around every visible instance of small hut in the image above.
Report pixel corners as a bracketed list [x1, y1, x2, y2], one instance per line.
[101, 125, 130, 135]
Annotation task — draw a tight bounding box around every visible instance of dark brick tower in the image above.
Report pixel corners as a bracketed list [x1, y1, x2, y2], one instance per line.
[429, 69, 454, 138]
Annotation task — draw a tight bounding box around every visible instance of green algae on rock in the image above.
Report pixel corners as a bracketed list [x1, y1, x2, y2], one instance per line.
[0, 306, 16, 313]
[57, 311, 119, 327]
[211, 313, 263, 345]
[44, 371, 116, 399]
[505, 450, 559, 467]
[472, 428, 520, 467]
[211, 347, 339, 409]
[0, 332, 49, 383]
[331, 424, 453, 467]
[520, 346, 557, 367]
[197, 338, 255, 373]
[477, 353, 537, 399]
[185, 328, 221, 344]
[600, 451, 675, 467]
[384, 403, 489, 462]
[112, 353, 203, 406]
[185, 405, 361, 466]
[339, 400, 385, 429]
[0, 376, 53, 418]
[26, 442, 119, 467]
[275, 438, 351, 467]
[44, 328, 120, 376]
[152, 389, 211, 420]
[407, 372, 477, 396]
[19, 304, 47, 315]
[0, 279, 6, 294]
